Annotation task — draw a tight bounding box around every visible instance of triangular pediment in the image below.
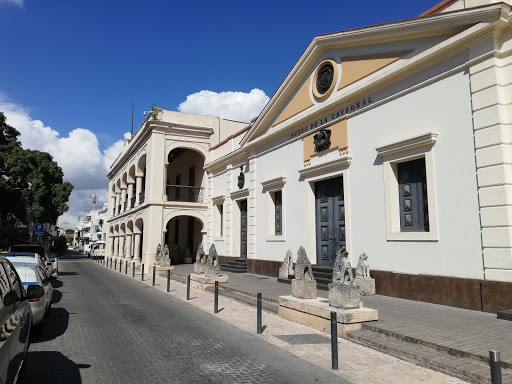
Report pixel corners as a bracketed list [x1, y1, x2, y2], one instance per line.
[240, 3, 505, 148]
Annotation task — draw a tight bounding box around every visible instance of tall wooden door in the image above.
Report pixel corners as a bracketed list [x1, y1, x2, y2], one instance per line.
[240, 199, 247, 258]
[315, 176, 345, 266]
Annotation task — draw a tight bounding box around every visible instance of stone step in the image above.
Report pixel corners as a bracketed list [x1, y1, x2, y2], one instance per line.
[231, 259, 248, 264]
[220, 265, 247, 273]
[346, 328, 512, 384]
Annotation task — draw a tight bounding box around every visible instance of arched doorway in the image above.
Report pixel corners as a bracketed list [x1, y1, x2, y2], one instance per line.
[164, 215, 203, 265]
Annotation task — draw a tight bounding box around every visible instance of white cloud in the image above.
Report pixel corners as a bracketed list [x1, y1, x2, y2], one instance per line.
[178, 88, 269, 123]
[0, 0, 23, 6]
[0, 93, 128, 230]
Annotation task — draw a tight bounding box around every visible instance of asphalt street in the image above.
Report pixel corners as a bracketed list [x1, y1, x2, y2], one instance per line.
[19, 252, 347, 384]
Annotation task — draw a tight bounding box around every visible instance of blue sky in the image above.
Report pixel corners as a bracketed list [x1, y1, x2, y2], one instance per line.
[0, 0, 440, 227]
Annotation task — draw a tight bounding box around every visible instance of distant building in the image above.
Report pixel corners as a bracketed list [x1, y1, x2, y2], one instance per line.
[74, 204, 108, 253]
[107, 0, 512, 312]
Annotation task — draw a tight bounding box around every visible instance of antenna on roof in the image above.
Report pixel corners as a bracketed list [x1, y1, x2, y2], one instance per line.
[131, 103, 134, 136]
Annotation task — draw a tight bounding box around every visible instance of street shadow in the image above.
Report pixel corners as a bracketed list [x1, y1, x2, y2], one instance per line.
[51, 289, 62, 304]
[260, 325, 267, 334]
[30, 308, 69, 343]
[216, 308, 224, 313]
[51, 280, 63, 288]
[58, 272, 79, 276]
[19, 351, 88, 384]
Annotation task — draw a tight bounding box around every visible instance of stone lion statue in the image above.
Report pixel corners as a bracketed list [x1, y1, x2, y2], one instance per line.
[161, 244, 171, 267]
[155, 243, 162, 265]
[295, 246, 314, 281]
[194, 244, 207, 274]
[332, 246, 353, 285]
[205, 244, 220, 277]
[355, 253, 370, 279]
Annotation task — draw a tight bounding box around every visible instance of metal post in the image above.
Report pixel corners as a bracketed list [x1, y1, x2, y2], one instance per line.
[125, 261, 127, 275]
[257, 292, 262, 334]
[187, 274, 191, 300]
[132, 262, 135, 278]
[152, 266, 156, 286]
[214, 281, 219, 313]
[141, 264, 144, 281]
[331, 311, 338, 370]
[114, 259, 117, 270]
[119, 260, 122, 272]
[166, 269, 170, 292]
[490, 350, 502, 384]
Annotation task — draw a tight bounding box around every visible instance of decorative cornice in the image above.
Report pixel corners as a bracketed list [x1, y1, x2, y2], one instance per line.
[212, 195, 226, 204]
[230, 188, 249, 200]
[261, 177, 287, 191]
[298, 156, 352, 179]
[375, 132, 438, 157]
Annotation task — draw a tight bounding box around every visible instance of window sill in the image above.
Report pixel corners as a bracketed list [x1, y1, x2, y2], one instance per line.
[266, 236, 286, 242]
[387, 231, 439, 242]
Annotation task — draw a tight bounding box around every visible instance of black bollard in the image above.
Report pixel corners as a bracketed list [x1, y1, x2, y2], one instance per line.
[187, 274, 191, 300]
[257, 293, 262, 334]
[114, 259, 117, 270]
[331, 311, 338, 370]
[125, 261, 127, 275]
[490, 350, 502, 384]
[119, 259, 122, 272]
[166, 270, 171, 292]
[214, 281, 219, 313]
[152, 266, 156, 286]
[141, 264, 144, 281]
[132, 262, 135, 277]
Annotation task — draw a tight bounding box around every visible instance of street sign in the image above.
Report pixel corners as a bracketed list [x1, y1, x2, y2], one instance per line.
[35, 224, 44, 231]
[34, 231, 43, 237]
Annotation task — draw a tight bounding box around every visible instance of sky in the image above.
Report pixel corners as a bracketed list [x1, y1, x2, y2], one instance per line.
[0, 0, 440, 229]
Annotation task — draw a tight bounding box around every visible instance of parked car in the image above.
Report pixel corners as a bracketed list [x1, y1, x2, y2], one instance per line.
[0, 256, 32, 384]
[9, 262, 53, 326]
[3, 253, 47, 276]
[89, 241, 106, 260]
[11, 245, 58, 279]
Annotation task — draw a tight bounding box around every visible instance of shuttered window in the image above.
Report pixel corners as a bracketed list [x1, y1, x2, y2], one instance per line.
[275, 191, 282, 235]
[398, 158, 429, 232]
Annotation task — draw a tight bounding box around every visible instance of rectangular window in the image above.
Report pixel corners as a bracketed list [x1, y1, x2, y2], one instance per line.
[274, 191, 282, 235]
[398, 158, 429, 232]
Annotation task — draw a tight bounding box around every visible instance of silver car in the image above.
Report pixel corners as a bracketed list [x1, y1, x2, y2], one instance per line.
[8, 262, 53, 326]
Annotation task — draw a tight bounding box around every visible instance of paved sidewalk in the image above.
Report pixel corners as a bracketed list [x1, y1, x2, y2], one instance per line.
[98, 260, 467, 383]
[167, 264, 512, 383]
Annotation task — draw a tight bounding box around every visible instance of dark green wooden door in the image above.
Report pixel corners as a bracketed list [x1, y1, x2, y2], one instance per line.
[315, 177, 345, 266]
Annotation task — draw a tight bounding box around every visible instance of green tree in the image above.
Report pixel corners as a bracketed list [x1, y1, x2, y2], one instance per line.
[0, 112, 74, 224]
[54, 235, 67, 255]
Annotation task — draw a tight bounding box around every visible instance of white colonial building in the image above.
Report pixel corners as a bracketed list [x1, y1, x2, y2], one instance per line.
[108, 0, 512, 312]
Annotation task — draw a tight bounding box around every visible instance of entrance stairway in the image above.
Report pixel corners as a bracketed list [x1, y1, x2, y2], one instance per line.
[311, 266, 333, 291]
[220, 258, 248, 273]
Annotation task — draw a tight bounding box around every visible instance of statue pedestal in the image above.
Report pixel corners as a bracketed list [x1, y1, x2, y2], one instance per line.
[279, 295, 378, 337]
[328, 283, 360, 309]
[190, 273, 228, 290]
[354, 277, 375, 296]
[194, 264, 205, 275]
[156, 266, 175, 277]
[291, 279, 317, 299]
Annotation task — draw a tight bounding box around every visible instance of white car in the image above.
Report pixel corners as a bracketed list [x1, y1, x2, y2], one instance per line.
[7, 261, 53, 326]
[11, 244, 58, 278]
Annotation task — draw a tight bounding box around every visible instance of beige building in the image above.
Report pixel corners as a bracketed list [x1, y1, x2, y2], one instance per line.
[106, 111, 247, 267]
[108, 0, 512, 312]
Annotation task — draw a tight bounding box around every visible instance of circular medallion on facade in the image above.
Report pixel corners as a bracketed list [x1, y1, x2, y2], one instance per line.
[312, 59, 338, 101]
[316, 64, 334, 95]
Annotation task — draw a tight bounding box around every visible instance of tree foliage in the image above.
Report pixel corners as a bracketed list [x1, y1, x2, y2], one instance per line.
[0, 112, 73, 224]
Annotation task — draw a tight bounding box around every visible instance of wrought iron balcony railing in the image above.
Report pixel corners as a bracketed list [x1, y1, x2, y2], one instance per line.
[123, 201, 127, 210]
[139, 191, 145, 204]
[166, 185, 204, 203]
[131, 196, 136, 207]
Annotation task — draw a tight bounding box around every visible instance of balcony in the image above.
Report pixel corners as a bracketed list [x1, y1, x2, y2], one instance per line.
[131, 196, 136, 207]
[123, 201, 127, 211]
[117, 205, 121, 214]
[139, 191, 145, 204]
[166, 185, 204, 203]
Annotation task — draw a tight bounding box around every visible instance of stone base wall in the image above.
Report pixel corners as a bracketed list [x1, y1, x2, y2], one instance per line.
[372, 270, 512, 313]
[216, 257, 512, 313]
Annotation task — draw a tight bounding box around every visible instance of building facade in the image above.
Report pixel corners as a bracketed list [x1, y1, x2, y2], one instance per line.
[108, 0, 512, 312]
